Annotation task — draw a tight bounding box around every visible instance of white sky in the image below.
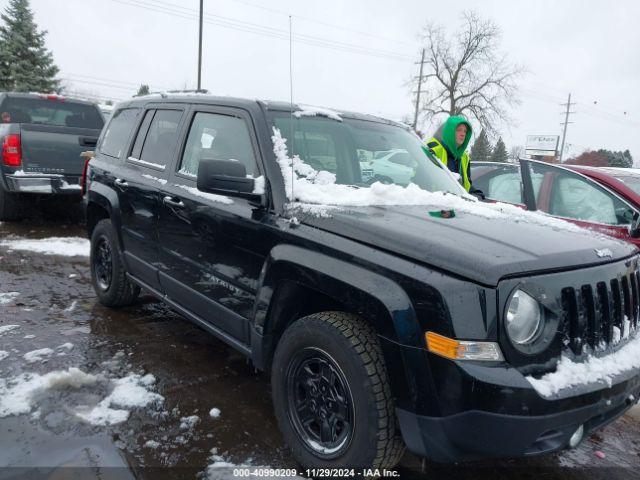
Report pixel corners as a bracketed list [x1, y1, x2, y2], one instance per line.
[2, 0, 639, 161]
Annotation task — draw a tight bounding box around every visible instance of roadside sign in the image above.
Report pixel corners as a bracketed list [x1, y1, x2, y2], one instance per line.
[525, 135, 559, 157]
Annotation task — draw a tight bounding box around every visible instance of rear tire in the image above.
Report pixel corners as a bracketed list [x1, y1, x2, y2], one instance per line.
[271, 312, 405, 470]
[0, 182, 22, 220]
[90, 218, 140, 307]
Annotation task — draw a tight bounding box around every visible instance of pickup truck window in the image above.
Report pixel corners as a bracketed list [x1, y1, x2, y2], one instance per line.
[0, 97, 104, 129]
[179, 112, 258, 177]
[138, 109, 183, 169]
[271, 114, 462, 194]
[99, 108, 140, 159]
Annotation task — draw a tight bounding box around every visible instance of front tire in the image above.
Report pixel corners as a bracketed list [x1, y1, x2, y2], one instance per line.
[271, 312, 405, 469]
[90, 219, 140, 307]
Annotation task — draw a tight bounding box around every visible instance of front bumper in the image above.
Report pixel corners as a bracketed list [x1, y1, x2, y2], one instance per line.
[4, 174, 82, 195]
[396, 351, 640, 463]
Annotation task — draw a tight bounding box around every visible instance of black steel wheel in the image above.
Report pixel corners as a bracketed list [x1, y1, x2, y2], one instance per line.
[93, 235, 113, 291]
[90, 219, 140, 307]
[287, 347, 355, 458]
[272, 312, 405, 469]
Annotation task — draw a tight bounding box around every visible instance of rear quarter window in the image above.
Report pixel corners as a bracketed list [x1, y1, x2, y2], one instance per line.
[99, 108, 141, 159]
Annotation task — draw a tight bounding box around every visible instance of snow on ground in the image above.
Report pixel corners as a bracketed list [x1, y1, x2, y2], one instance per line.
[64, 300, 78, 313]
[23, 348, 55, 363]
[179, 415, 200, 430]
[0, 364, 164, 429]
[0, 237, 90, 257]
[0, 325, 20, 336]
[58, 343, 74, 351]
[271, 127, 594, 234]
[527, 333, 640, 398]
[209, 407, 221, 419]
[205, 447, 303, 480]
[0, 368, 98, 417]
[144, 440, 161, 449]
[0, 351, 9, 362]
[0, 292, 20, 304]
[77, 373, 164, 426]
[23, 334, 36, 339]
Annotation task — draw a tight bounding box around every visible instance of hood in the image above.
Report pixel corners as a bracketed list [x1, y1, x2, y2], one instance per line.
[434, 116, 472, 159]
[302, 205, 636, 286]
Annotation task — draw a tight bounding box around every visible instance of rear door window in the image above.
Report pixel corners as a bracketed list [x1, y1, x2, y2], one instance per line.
[135, 109, 183, 170]
[99, 108, 140, 159]
[0, 97, 104, 129]
[129, 110, 155, 160]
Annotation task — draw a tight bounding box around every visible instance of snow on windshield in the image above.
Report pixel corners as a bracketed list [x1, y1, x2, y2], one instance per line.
[271, 127, 609, 234]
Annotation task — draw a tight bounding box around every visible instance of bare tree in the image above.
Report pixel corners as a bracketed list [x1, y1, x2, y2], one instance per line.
[509, 145, 523, 162]
[416, 11, 522, 136]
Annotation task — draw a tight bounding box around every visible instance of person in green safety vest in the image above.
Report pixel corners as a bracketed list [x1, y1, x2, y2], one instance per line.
[424, 116, 485, 199]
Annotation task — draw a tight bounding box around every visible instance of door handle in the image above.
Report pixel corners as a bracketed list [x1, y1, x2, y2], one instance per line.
[163, 196, 185, 208]
[114, 178, 128, 187]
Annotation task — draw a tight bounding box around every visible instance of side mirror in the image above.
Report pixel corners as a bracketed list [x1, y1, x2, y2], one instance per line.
[197, 158, 257, 197]
[630, 212, 640, 238]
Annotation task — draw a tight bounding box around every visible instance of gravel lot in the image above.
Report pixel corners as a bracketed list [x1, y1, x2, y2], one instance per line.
[1, 214, 639, 479]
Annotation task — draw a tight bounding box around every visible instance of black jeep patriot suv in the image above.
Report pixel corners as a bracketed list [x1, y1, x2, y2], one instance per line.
[84, 94, 640, 470]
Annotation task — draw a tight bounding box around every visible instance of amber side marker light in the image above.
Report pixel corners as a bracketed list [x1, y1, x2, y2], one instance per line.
[425, 332, 504, 361]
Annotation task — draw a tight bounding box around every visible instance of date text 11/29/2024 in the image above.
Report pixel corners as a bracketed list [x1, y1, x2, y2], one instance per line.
[232, 468, 400, 477]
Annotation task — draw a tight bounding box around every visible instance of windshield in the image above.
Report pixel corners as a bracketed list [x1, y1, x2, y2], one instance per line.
[0, 97, 104, 129]
[270, 113, 464, 198]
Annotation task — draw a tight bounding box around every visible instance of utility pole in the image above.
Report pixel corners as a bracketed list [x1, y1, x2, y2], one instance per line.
[197, 0, 203, 91]
[559, 93, 577, 162]
[412, 48, 426, 131]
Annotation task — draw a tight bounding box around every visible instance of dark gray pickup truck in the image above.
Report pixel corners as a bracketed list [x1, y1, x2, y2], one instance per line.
[0, 92, 104, 220]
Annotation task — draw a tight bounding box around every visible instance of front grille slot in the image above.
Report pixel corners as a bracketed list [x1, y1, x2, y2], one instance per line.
[622, 276, 631, 323]
[631, 272, 639, 329]
[581, 285, 598, 348]
[611, 279, 623, 331]
[561, 287, 582, 355]
[596, 282, 613, 345]
[560, 266, 639, 355]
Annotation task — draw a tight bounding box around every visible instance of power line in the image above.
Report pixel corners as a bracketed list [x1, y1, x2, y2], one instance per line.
[62, 72, 170, 90]
[220, 0, 416, 47]
[107, 0, 414, 62]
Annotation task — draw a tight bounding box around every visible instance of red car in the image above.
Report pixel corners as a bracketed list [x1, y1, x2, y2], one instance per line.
[471, 160, 640, 247]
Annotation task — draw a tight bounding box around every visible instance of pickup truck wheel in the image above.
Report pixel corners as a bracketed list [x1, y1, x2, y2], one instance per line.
[272, 312, 405, 470]
[0, 182, 21, 220]
[90, 219, 140, 307]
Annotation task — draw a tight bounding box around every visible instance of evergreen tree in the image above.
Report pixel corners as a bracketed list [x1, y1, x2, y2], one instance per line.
[597, 149, 634, 168]
[135, 84, 150, 97]
[490, 137, 509, 163]
[470, 129, 492, 163]
[0, 0, 60, 92]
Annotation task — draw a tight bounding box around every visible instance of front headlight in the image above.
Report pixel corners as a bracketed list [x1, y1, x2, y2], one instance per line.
[506, 289, 543, 345]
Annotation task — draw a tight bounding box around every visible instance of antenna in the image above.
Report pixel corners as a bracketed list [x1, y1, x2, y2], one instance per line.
[289, 15, 295, 202]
